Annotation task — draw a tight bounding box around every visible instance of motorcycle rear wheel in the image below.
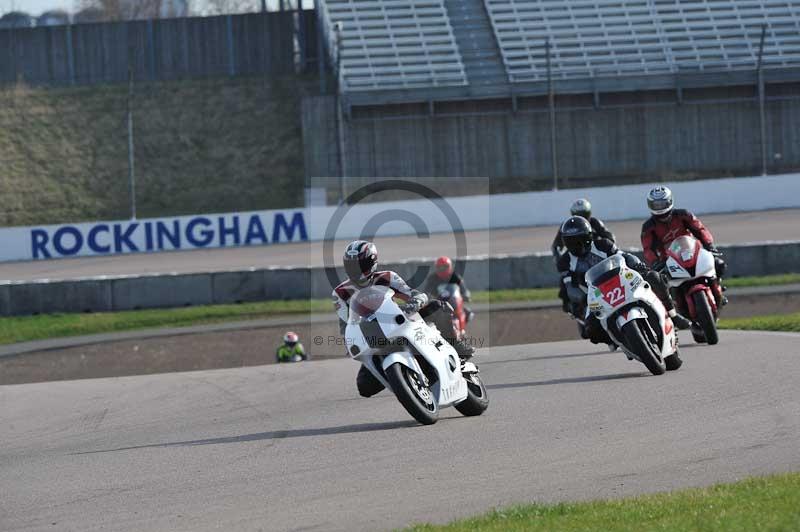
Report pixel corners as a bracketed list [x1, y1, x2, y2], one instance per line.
[385, 362, 439, 425]
[621, 320, 666, 375]
[692, 291, 719, 345]
[454, 371, 489, 417]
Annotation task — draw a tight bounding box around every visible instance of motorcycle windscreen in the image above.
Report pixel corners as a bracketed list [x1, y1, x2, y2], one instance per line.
[667, 236, 699, 266]
[586, 254, 625, 287]
[348, 285, 401, 349]
[348, 285, 392, 324]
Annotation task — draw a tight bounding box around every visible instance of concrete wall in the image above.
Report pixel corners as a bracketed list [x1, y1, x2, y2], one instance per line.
[3, 241, 798, 316]
[12, 172, 797, 264]
[0, 11, 316, 86]
[306, 90, 800, 185]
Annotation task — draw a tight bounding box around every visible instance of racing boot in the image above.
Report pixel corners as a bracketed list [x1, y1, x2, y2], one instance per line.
[669, 310, 692, 330]
[451, 336, 475, 361]
[712, 280, 728, 307]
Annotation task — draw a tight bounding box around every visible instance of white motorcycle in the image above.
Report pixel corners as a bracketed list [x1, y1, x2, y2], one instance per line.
[586, 254, 683, 375]
[663, 235, 721, 345]
[345, 285, 489, 425]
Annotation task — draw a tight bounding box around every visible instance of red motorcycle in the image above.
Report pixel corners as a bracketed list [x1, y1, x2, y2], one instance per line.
[434, 282, 470, 339]
[662, 235, 721, 345]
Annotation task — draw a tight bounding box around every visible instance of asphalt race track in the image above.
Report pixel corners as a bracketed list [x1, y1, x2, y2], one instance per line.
[2, 330, 798, 531]
[1, 209, 798, 281]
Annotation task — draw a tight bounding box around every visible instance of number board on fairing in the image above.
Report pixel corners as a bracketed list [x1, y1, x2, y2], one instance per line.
[598, 275, 626, 307]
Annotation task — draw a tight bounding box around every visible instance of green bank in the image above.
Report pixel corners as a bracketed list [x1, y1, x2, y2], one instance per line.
[407, 472, 800, 532]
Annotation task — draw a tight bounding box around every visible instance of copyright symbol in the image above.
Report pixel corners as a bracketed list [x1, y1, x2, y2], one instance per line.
[313, 336, 324, 346]
[322, 180, 467, 291]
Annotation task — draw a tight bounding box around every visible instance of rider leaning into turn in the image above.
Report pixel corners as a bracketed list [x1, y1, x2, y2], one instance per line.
[333, 240, 475, 398]
[557, 216, 692, 345]
[640, 186, 727, 306]
[552, 198, 615, 260]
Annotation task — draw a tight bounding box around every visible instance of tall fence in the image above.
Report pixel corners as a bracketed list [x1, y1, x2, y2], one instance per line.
[0, 10, 318, 86]
[304, 84, 800, 198]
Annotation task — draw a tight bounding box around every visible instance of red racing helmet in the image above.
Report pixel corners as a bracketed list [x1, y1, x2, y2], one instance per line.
[283, 331, 299, 346]
[434, 256, 454, 281]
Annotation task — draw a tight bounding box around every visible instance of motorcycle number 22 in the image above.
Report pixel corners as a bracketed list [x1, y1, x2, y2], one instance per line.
[600, 277, 626, 307]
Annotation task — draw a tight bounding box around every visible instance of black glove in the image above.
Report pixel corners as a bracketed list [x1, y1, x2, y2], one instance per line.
[652, 260, 667, 274]
[705, 244, 721, 255]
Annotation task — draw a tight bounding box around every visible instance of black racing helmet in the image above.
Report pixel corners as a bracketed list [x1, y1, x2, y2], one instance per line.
[343, 240, 378, 285]
[560, 216, 593, 257]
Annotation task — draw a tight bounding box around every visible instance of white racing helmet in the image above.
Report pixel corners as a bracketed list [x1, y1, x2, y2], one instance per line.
[283, 331, 299, 346]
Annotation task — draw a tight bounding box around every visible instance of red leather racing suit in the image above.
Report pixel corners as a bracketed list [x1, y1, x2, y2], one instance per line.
[640, 209, 714, 266]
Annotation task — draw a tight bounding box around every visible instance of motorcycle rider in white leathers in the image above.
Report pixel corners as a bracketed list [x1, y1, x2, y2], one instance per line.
[333, 240, 476, 398]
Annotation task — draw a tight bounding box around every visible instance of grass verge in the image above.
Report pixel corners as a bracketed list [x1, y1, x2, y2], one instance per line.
[0, 299, 331, 346]
[0, 287, 559, 346]
[0, 272, 796, 346]
[407, 472, 800, 532]
[725, 272, 800, 288]
[720, 312, 800, 333]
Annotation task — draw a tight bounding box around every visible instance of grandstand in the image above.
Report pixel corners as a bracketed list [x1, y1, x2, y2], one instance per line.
[318, 0, 469, 90]
[304, 0, 800, 188]
[317, 0, 800, 105]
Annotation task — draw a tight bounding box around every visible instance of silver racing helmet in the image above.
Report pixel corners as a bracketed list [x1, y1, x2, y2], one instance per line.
[570, 198, 592, 219]
[647, 186, 674, 220]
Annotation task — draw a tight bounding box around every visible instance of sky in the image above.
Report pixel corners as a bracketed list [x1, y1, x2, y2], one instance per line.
[9, 0, 71, 16]
[5, 0, 312, 16]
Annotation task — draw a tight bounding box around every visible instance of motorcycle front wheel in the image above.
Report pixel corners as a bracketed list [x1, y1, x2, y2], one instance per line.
[621, 320, 666, 375]
[385, 362, 439, 425]
[692, 291, 719, 345]
[454, 371, 489, 417]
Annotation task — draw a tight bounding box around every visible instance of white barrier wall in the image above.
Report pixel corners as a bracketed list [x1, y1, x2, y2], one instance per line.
[0, 173, 797, 263]
[488, 173, 800, 228]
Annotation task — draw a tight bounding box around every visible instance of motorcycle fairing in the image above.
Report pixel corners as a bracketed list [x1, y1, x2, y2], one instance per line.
[346, 285, 468, 407]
